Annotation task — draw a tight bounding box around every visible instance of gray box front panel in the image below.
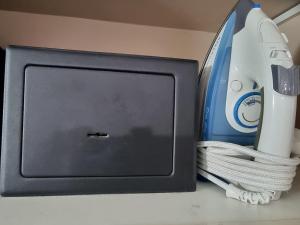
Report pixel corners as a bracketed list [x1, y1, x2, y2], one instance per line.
[1, 46, 199, 196]
[22, 66, 174, 177]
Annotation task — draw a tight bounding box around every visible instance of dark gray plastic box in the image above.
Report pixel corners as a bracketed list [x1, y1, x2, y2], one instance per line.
[1, 46, 199, 196]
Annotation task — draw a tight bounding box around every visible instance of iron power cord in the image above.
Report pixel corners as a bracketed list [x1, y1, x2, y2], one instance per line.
[197, 141, 300, 205]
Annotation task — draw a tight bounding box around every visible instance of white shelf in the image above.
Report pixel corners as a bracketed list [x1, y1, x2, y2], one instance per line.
[1, 171, 300, 225]
[0, 8, 299, 225]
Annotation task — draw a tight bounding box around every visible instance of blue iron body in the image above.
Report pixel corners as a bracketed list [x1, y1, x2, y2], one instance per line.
[201, 0, 260, 145]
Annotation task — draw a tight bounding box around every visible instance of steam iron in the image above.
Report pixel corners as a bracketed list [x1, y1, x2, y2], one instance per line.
[198, 0, 300, 204]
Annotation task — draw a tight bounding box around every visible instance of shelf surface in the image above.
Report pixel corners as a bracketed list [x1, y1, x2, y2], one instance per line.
[0, 171, 300, 225]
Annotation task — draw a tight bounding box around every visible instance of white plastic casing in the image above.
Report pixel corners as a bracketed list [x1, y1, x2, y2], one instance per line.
[226, 8, 296, 157]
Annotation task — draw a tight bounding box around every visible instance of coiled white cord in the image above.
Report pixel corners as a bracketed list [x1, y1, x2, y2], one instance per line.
[197, 141, 300, 204]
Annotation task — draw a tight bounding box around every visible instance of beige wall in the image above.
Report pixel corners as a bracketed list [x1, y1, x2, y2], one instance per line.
[0, 9, 297, 72]
[279, 15, 300, 65]
[0, 10, 215, 65]
[0, 10, 299, 126]
[0, 0, 298, 33]
[279, 15, 300, 127]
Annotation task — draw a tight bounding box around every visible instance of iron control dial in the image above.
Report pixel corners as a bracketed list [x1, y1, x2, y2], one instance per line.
[234, 92, 261, 129]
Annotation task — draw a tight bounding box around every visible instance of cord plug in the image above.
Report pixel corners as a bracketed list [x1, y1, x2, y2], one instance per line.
[226, 184, 274, 205]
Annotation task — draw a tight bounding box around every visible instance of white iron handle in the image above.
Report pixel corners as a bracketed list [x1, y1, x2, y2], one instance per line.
[257, 65, 300, 157]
